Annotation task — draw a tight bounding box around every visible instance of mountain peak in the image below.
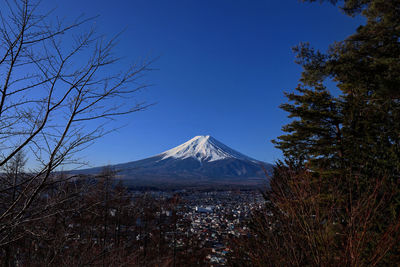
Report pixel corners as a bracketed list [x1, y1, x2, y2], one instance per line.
[70, 134, 271, 185]
[191, 135, 210, 141]
[192, 135, 211, 140]
[159, 135, 257, 163]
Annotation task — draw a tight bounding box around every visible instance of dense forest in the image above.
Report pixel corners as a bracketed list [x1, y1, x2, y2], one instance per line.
[229, 0, 400, 266]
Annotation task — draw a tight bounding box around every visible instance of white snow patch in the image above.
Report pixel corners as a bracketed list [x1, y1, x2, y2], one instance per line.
[158, 135, 257, 163]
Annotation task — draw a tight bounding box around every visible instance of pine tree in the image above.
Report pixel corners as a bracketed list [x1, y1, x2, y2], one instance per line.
[243, 0, 400, 265]
[275, 0, 400, 184]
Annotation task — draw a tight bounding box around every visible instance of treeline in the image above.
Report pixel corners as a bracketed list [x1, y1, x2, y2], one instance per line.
[228, 0, 400, 266]
[0, 167, 208, 266]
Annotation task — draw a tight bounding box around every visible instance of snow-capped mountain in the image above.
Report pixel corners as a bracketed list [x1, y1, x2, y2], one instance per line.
[72, 135, 272, 187]
[159, 135, 257, 163]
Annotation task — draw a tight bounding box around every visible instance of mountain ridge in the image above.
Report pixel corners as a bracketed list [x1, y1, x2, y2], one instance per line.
[70, 135, 272, 187]
[158, 135, 258, 163]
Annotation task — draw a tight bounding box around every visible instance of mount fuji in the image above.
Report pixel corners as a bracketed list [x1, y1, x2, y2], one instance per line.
[72, 135, 272, 188]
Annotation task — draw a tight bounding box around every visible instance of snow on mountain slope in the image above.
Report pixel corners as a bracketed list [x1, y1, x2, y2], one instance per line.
[159, 135, 257, 163]
[69, 135, 272, 187]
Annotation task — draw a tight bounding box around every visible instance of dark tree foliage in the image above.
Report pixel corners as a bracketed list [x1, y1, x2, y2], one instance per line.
[0, 168, 208, 266]
[228, 162, 400, 266]
[231, 0, 400, 266]
[302, 0, 372, 16]
[274, 0, 400, 185]
[275, 0, 400, 178]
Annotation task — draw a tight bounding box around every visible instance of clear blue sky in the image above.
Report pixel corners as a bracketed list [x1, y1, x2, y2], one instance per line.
[46, 0, 363, 167]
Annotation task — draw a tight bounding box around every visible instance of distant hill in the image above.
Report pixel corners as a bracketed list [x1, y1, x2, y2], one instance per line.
[69, 135, 273, 188]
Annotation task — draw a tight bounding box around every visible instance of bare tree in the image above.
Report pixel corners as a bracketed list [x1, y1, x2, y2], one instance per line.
[227, 162, 400, 267]
[0, 0, 151, 251]
[1, 150, 27, 201]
